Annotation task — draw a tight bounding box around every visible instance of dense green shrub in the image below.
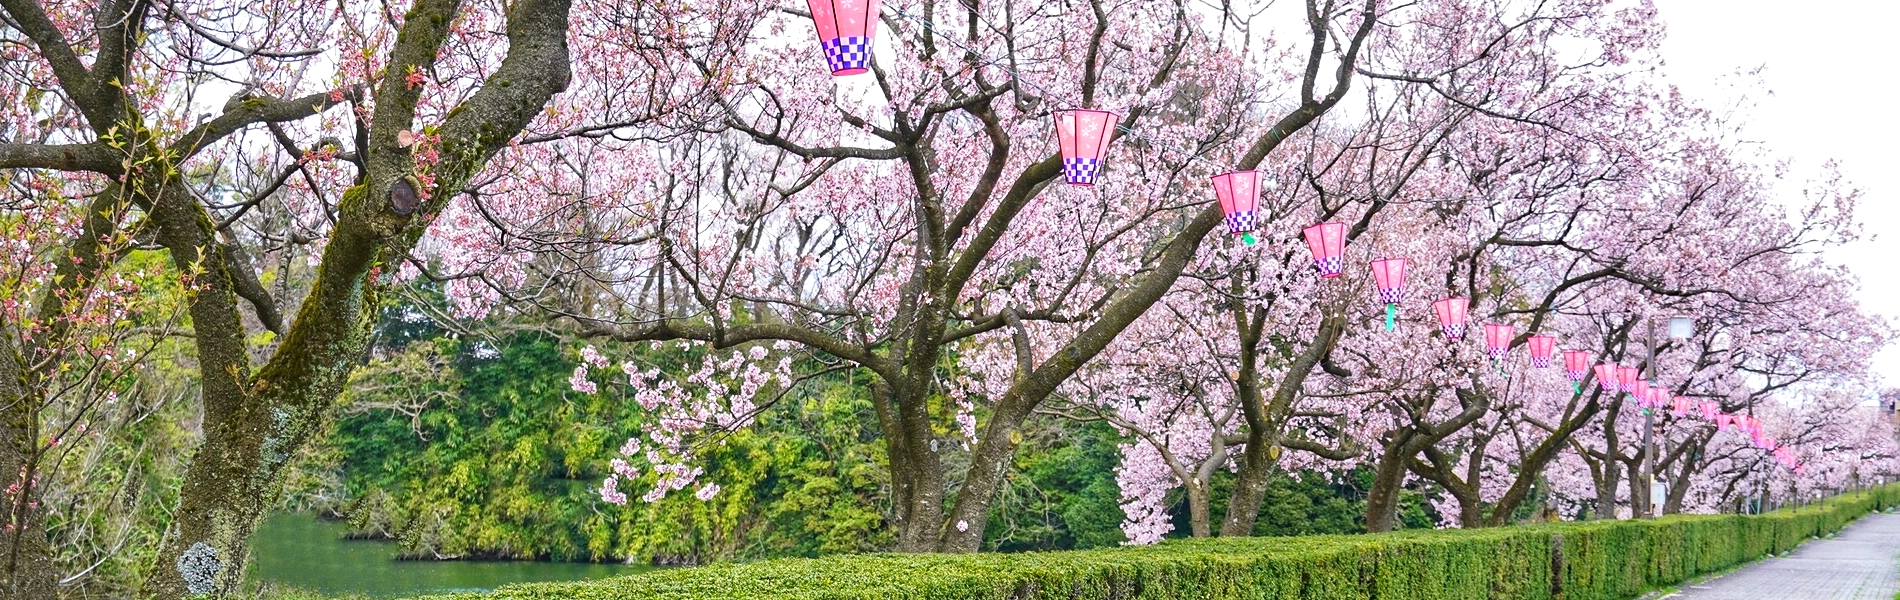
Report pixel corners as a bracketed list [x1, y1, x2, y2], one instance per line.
[414, 484, 1900, 600]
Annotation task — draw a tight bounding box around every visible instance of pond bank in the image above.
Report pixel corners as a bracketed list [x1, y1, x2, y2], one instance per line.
[249, 514, 652, 599]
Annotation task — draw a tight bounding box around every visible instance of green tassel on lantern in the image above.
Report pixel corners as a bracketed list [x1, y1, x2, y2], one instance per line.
[1385, 303, 1396, 331]
[1572, 381, 1582, 394]
[1241, 232, 1257, 245]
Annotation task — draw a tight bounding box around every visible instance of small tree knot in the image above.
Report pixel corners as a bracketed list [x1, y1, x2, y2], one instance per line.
[389, 175, 423, 216]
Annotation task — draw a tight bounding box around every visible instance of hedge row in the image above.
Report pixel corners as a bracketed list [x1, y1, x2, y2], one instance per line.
[420, 484, 1900, 600]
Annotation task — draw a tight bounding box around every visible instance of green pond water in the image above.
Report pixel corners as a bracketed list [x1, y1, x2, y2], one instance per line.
[249, 514, 653, 598]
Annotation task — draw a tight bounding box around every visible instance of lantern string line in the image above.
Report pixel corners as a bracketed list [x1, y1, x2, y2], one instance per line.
[884, 8, 1243, 175]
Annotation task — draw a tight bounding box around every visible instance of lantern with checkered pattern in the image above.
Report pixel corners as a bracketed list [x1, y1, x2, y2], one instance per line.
[1563, 350, 1590, 381]
[1484, 323, 1514, 360]
[1371, 258, 1406, 330]
[1212, 171, 1261, 244]
[1433, 297, 1468, 340]
[1593, 363, 1618, 392]
[1617, 366, 1641, 394]
[1054, 110, 1119, 185]
[806, 0, 882, 76]
[1646, 387, 1668, 410]
[1528, 335, 1556, 368]
[1302, 222, 1347, 278]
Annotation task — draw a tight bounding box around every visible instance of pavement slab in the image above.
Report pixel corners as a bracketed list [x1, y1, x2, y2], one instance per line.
[1665, 512, 1900, 600]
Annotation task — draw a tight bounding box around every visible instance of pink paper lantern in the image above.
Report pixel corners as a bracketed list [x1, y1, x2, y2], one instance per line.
[1302, 222, 1348, 277]
[1563, 351, 1591, 381]
[806, 0, 883, 76]
[1433, 297, 1469, 339]
[1371, 258, 1407, 331]
[1212, 171, 1261, 241]
[1528, 335, 1556, 368]
[1371, 258, 1407, 304]
[1671, 395, 1690, 417]
[1054, 110, 1120, 186]
[1617, 366, 1642, 394]
[1716, 413, 1733, 430]
[1593, 363, 1619, 392]
[1484, 323, 1515, 360]
[1635, 383, 1659, 408]
[1698, 400, 1719, 420]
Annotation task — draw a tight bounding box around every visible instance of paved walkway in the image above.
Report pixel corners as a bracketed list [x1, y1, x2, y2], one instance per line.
[1665, 512, 1900, 600]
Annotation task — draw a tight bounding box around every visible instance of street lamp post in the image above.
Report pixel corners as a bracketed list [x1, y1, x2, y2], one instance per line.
[1639, 314, 1695, 518]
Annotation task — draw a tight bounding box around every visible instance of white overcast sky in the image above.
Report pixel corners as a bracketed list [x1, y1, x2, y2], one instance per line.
[1653, 0, 1900, 388]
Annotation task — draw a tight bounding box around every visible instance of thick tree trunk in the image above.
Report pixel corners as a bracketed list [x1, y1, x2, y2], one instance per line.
[886, 382, 945, 552]
[1591, 457, 1620, 519]
[0, 340, 56, 600]
[1223, 439, 1275, 536]
[1662, 462, 1693, 515]
[1364, 431, 1416, 533]
[1186, 479, 1213, 538]
[1457, 493, 1485, 528]
[1625, 460, 1649, 518]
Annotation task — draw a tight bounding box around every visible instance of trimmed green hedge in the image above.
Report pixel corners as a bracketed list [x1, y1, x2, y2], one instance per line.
[418, 484, 1900, 600]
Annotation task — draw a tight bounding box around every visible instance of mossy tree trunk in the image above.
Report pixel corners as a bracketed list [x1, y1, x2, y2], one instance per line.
[0, 0, 573, 596]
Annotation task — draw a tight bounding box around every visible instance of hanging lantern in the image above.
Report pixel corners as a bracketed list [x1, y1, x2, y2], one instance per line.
[1484, 324, 1515, 360]
[1627, 381, 1649, 409]
[1671, 395, 1691, 417]
[1698, 400, 1719, 420]
[1617, 366, 1642, 394]
[1593, 363, 1619, 392]
[1212, 171, 1261, 245]
[1563, 351, 1590, 393]
[1716, 413, 1733, 430]
[1528, 335, 1556, 368]
[1054, 110, 1120, 186]
[805, 0, 883, 76]
[1564, 351, 1591, 381]
[1433, 297, 1469, 339]
[1370, 258, 1407, 331]
[1302, 222, 1348, 278]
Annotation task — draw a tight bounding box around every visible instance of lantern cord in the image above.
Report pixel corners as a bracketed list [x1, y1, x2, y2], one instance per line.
[886, 9, 1241, 175]
[1241, 232, 1256, 245]
[1384, 303, 1395, 331]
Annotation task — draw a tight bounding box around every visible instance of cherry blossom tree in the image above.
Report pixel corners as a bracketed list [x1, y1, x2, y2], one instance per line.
[3, 0, 576, 596]
[557, 0, 1382, 553]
